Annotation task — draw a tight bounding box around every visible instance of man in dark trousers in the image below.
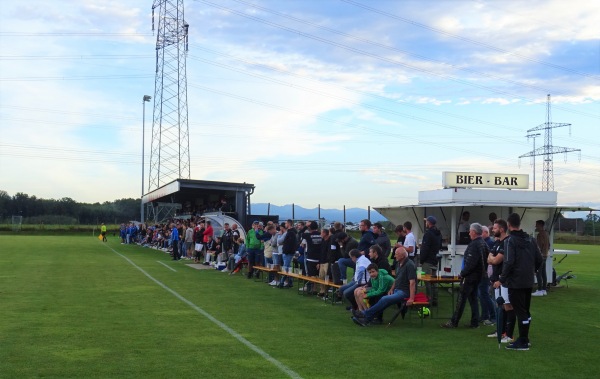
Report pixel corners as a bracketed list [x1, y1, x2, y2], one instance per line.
[301, 221, 323, 292]
[495, 213, 543, 350]
[441, 222, 486, 329]
[420, 216, 442, 306]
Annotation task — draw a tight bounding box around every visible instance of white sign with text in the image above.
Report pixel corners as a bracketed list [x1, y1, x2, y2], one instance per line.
[442, 172, 529, 189]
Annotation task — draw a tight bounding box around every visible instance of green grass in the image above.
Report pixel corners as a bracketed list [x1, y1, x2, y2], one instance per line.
[1, 236, 598, 378]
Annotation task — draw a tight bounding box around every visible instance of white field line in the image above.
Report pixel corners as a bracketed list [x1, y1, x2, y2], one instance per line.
[105, 245, 302, 379]
[157, 260, 177, 272]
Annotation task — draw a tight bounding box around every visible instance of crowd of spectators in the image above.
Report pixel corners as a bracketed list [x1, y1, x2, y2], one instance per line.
[113, 211, 546, 351]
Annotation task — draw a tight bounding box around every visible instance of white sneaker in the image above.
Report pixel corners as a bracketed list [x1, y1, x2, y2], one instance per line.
[532, 290, 544, 297]
[501, 336, 515, 344]
[269, 280, 277, 286]
[542, 290, 547, 296]
[221, 269, 230, 273]
[487, 331, 497, 338]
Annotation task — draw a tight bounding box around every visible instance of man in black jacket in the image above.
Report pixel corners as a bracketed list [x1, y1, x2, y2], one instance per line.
[495, 213, 543, 350]
[373, 222, 392, 259]
[278, 220, 298, 288]
[420, 216, 442, 306]
[336, 232, 359, 284]
[442, 223, 486, 328]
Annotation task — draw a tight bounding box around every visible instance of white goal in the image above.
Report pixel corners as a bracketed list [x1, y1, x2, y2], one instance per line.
[12, 215, 22, 232]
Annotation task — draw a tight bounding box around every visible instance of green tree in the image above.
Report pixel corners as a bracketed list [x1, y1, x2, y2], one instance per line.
[584, 213, 600, 236]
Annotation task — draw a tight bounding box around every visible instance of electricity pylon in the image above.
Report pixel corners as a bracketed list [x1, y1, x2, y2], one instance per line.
[519, 94, 580, 191]
[148, 0, 190, 191]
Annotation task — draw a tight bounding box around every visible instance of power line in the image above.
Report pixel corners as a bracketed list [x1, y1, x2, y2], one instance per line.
[0, 74, 152, 81]
[0, 54, 153, 60]
[229, 0, 577, 98]
[192, 0, 600, 120]
[0, 32, 153, 37]
[340, 0, 600, 80]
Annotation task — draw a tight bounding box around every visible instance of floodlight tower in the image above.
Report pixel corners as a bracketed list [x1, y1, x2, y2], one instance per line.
[148, 0, 190, 192]
[519, 94, 580, 191]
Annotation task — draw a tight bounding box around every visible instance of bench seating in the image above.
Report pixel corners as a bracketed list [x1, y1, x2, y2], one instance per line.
[251, 266, 280, 282]
[277, 271, 342, 304]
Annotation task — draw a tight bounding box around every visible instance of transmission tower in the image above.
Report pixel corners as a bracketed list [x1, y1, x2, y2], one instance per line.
[519, 94, 580, 191]
[148, 0, 190, 192]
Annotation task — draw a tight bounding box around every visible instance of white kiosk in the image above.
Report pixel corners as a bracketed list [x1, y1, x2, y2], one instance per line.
[375, 172, 590, 279]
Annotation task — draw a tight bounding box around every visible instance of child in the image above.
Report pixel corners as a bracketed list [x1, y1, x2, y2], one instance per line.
[230, 238, 247, 274]
[354, 263, 394, 313]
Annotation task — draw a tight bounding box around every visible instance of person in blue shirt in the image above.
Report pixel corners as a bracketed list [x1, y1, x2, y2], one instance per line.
[171, 223, 180, 260]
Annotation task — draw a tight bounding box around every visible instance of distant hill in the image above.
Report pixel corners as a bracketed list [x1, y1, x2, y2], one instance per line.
[250, 203, 387, 223]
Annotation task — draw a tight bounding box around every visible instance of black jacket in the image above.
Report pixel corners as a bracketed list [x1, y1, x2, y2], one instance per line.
[341, 237, 359, 258]
[460, 237, 486, 282]
[282, 228, 297, 255]
[372, 254, 392, 276]
[357, 230, 376, 254]
[420, 226, 442, 266]
[374, 232, 392, 258]
[499, 229, 543, 288]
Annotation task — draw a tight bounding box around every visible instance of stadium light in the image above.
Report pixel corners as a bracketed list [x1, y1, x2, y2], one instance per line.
[141, 95, 151, 223]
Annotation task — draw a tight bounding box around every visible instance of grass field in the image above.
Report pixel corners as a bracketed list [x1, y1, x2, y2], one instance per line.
[1, 236, 598, 378]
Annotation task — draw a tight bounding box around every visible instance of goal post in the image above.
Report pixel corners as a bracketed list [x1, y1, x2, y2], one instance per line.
[12, 215, 23, 232]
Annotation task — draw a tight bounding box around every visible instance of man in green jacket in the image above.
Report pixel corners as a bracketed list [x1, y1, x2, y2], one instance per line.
[246, 221, 263, 279]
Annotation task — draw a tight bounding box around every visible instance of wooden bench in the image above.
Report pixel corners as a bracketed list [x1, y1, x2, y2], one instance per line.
[278, 271, 342, 304]
[251, 266, 280, 283]
[386, 301, 431, 327]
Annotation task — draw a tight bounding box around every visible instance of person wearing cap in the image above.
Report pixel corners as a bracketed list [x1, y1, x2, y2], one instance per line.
[420, 216, 442, 305]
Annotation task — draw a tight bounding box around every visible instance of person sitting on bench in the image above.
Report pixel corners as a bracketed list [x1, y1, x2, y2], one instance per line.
[352, 263, 394, 324]
[229, 238, 247, 274]
[336, 249, 371, 307]
[352, 247, 416, 326]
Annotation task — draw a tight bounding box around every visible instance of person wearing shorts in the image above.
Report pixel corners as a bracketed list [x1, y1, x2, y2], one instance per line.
[100, 223, 107, 242]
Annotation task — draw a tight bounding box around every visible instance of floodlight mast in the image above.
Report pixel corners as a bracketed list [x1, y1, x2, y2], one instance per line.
[141, 95, 151, 223]
[148, 0, 191, 192]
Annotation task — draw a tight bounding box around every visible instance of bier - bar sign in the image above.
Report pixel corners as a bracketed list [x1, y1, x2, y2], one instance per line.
[442, 172, 529, 189]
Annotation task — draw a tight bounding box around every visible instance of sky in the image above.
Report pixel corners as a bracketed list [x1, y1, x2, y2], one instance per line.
[1, 0, 599, 215]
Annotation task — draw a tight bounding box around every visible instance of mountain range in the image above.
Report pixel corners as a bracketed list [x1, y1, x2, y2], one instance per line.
[250, 203, 387, 223]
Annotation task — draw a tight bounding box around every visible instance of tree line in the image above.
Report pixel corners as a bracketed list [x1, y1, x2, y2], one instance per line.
[0, 190, 139, 225]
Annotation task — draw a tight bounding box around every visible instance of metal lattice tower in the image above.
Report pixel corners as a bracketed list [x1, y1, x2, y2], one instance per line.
[519, 94, 580, 191]
[148, 0, 190, 192]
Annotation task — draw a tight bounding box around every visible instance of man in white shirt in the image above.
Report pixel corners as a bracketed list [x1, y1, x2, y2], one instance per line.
[403, 221, 416, 262]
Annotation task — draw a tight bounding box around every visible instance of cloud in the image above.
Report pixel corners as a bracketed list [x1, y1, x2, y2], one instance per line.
[482, 98, 521, 105]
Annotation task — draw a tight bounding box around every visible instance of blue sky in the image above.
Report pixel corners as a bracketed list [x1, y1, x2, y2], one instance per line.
[1, 0, 598, 213]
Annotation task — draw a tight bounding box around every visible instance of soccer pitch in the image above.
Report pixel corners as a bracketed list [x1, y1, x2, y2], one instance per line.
[1, 235, 598, 378]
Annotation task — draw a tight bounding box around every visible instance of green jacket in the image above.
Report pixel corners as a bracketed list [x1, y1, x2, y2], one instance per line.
[366, 269, 394, 298]
[246, 229, 263, 249]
